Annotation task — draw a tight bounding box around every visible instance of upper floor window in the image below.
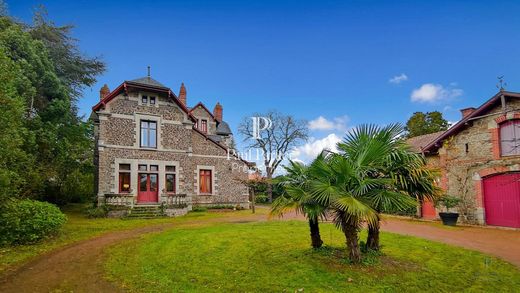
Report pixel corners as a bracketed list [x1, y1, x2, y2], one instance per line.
[500, 120, 520, 156]
[140, 120, 157, 148]
[141, 95, 156, 105]
[200, 119, 208, 133]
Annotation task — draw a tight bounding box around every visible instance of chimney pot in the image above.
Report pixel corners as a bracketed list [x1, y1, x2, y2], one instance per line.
[213, 102, 223, 122]
[179, 83, 187, 105]
[100, 84, 110, 100]
[460, 107, 476, 119]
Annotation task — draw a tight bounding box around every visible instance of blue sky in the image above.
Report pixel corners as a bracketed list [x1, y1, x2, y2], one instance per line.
[7, 0, 520, 162]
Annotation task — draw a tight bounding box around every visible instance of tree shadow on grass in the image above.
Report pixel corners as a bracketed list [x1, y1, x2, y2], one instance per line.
[309, 245, 423, 276]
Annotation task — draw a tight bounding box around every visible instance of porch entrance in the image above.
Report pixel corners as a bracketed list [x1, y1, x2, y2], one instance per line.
[137, 173, 158, 203]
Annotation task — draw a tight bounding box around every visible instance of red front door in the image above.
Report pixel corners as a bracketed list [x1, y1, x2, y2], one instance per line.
[483, 173, 520, 228]
[137, 173, 158, 203]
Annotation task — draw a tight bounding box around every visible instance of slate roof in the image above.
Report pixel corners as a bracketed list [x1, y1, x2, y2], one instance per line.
[406, 131, 445, 153]
[216, 121, 232, 135]
[129, 76, 168, 89]
[208, 135, 223, 142]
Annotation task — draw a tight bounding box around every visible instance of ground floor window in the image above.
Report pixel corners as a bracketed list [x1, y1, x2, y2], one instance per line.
[166, 165, 176, 193]
[199, 169, 212, 194]
[119, 163, 131, 193]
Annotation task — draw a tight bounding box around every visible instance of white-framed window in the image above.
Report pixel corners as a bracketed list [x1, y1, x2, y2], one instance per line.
[118, 164, 131, 193]
[140, 120, 157, 148]
[197, 165, 215, 195]
[165, 165, 176, 193]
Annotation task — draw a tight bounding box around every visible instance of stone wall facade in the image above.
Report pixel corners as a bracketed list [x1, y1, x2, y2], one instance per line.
[94, 87, 250, 213]
[429, 97, 520, 225]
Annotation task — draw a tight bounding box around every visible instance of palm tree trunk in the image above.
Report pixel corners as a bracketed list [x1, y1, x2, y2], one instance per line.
[366, 213, 381, 251]
[308, 217, 323, 248]
[366, 220, 380, 251]
[339, 213, 361, 263]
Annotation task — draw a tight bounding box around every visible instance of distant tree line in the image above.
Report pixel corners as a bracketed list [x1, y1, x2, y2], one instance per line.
[405, 111, 449, 138]
[0, 2, 105, 205]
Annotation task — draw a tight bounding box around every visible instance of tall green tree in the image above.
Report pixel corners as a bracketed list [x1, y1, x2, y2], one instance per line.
[405, 111, 449, 138]
[271, 159, 327, 248]
[0, 4, 104, 204]
[0, 47, 32, 202]
[30, 6, 105, 103]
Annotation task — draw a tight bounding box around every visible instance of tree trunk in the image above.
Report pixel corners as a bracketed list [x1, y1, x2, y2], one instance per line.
[251, 188, 256, 214]
[266, 170, 273, 203]
[366, 220, 380, 251]
[339, 214, 361, 263]
[308, 217, 323, 248]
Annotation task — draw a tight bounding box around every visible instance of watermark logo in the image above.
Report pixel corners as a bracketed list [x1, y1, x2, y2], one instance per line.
[251, 116, 272, 140]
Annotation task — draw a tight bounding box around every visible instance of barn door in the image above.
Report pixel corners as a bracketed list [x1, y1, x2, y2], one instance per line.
[483, 173, 520, 228]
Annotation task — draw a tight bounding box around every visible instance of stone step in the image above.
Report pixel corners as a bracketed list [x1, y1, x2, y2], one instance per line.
[126, 205, 165, 219]
[131, 209, 161, 213]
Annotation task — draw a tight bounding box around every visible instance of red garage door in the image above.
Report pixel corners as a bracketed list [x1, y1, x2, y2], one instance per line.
[483, 173, 520, 228]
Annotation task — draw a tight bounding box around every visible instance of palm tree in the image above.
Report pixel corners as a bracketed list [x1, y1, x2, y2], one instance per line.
[366, 147, 442, 250]
[336, 124, 441, 251]
[308, 151, 386, 263]
[271, 158, 327, 249]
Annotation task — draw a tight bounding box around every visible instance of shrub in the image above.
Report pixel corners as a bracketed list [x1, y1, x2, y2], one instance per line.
[191, 206, 208, 212]
[435, 195, 461, 212]
[381, 204, 417, 217]
[85, 204, 109, 218]
[254, 193, 269, 203]
[0, 199, 67, 245]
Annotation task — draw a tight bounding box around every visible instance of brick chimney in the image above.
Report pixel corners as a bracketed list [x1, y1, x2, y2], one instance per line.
[99, 84, 110, 100]
[179, 83, 187, 105]
[460, 107, 476, 119]
[213, 102, 223, 122]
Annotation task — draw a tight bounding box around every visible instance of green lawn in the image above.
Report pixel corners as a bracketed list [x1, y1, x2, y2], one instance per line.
[105, 220, 520, 292]
[0, 205, 243, 273]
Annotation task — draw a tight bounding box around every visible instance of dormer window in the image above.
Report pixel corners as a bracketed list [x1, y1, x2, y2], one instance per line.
[200, 119, 208, 133]
[500, 120, 520, 156]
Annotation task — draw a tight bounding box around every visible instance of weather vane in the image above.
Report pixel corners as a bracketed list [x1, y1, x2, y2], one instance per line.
[497, 75, 507, 91]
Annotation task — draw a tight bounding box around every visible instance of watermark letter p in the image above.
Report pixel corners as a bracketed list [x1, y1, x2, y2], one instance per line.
[251, 117, 272, 140]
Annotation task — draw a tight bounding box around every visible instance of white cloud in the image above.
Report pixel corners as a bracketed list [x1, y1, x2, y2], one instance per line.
[411, 83, 463, 103]
[308, 116, 349, 132]
[389, 73, 408, 84]
[290, 133, 342, 163]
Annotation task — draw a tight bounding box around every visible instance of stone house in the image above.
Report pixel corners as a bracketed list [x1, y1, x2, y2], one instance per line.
[408, 90, 520, 228]
[90, 75, 250, 216]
